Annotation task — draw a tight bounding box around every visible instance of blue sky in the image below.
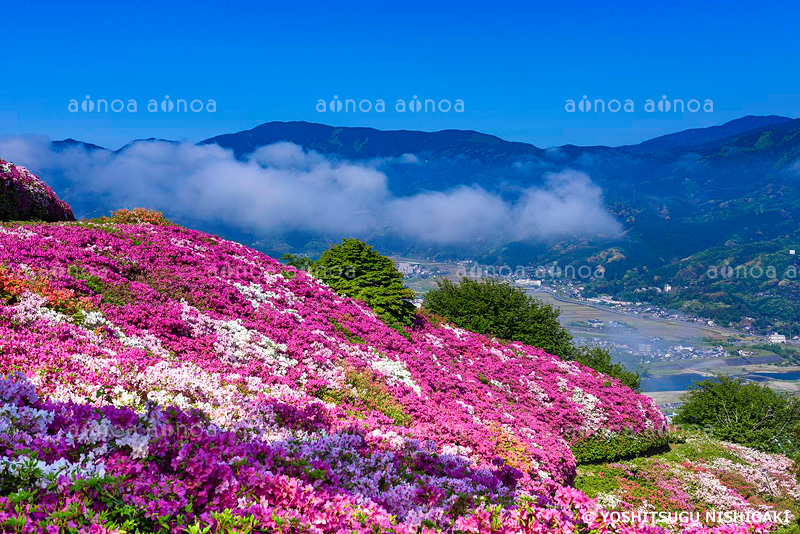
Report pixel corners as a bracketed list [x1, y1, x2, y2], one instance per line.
[2, 0, 798, 149]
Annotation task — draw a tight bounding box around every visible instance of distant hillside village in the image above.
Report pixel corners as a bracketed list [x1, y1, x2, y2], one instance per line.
[397, 259, 800, 337]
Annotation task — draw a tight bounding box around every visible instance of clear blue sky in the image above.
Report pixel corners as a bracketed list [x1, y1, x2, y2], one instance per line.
[2, 0, 798, 149]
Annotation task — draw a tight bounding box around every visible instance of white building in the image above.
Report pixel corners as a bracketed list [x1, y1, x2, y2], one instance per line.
[396, 262, 420, 275]
[768, 332, 787, 344]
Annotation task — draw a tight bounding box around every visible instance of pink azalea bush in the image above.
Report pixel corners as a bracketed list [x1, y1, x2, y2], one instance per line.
[0, 159, 74, 222]
[0, 212, 778, 532]
[576, 436, 799, 531]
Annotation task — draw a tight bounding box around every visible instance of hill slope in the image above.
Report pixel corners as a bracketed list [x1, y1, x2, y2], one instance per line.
[0, 159, 74, 222]
[0, 209, 671, 529]
[1, 208, 797, 531]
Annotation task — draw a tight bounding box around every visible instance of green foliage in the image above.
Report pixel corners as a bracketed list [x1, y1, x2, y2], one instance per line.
[571, 431, 670, 464]
[675, 375, 800, 455]
[749, 343, 800, 363]
[313, 366, 411, 426]
[422, 277, 575, 358]
[187, 509, 258, 534]
[281, 253, 313, 271]
[313, 239, 416, 328]
[329, 318, 365, 344]
[572, 346, 641, 391]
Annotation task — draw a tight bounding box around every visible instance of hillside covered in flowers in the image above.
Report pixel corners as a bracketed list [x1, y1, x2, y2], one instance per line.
[0, 160, 74, 222]
[0, 162, 797, 533]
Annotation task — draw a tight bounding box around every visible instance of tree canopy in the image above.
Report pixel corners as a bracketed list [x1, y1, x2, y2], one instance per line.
[573, 346, 640, 391]
[422, 277, 574, 358]
[312, 239, 416, 328]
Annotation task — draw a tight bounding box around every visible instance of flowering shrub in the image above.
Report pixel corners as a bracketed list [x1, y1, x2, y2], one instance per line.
[0, 159, 74, 222]
[575, 435, 800, 530]
[0, 218, 778, 532]
[0, 373, 773, 533]
[94, 207, 174, 226]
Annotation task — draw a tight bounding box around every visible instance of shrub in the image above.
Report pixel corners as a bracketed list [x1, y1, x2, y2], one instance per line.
[422, 278, 575, 358]
[571, 431, 670, 464]
[675, 375, 800, 455]
[281, 253, 313, 271]
[97, 208, 173, 226]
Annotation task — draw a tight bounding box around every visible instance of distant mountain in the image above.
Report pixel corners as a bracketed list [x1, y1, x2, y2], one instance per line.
[624, 115, 793, 153]
[50, 138, 179, 154]
[54, 115, 798, 161]
[113, 138, 179, 153]
[199, 121, 541, 161]
[51, 138, 106, 152]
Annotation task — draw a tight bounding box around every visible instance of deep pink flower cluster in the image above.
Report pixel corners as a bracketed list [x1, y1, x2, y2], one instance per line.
[0, 159, 74, 222]
[0, 374, 768, 533]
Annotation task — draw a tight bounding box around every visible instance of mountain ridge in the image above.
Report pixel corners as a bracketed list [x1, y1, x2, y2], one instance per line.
[622, 115, 794, 153]
[53, 115, 798, 158]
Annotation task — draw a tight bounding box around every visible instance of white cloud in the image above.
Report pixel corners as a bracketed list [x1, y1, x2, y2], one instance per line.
[387, 186, 510, 243]
[0, 137, 621, 245]
[514, 170, 622, 239]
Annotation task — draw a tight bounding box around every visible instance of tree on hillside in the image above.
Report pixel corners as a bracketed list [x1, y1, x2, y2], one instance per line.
[573, 346, 640, 390]
[422, 278, 575, 358]
[313, 239, 416, 328]
[675, 376, 800, 455]
[422, 277, 641, 389]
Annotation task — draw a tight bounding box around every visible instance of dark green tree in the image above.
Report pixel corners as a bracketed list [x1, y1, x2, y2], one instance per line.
[313, 239, 416, 328]
[422, 278, 575, 358]
[675, 376, 800, 455]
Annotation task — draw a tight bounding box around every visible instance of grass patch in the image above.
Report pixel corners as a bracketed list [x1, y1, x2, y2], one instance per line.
[314, 366, 411, 426]
[68, 265, 137, 307]
[574, 464, 625, 497]
[329, 318, 365, 344]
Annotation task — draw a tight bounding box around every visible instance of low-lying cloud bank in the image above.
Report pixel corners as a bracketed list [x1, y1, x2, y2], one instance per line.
[0, 137, 622, 244]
